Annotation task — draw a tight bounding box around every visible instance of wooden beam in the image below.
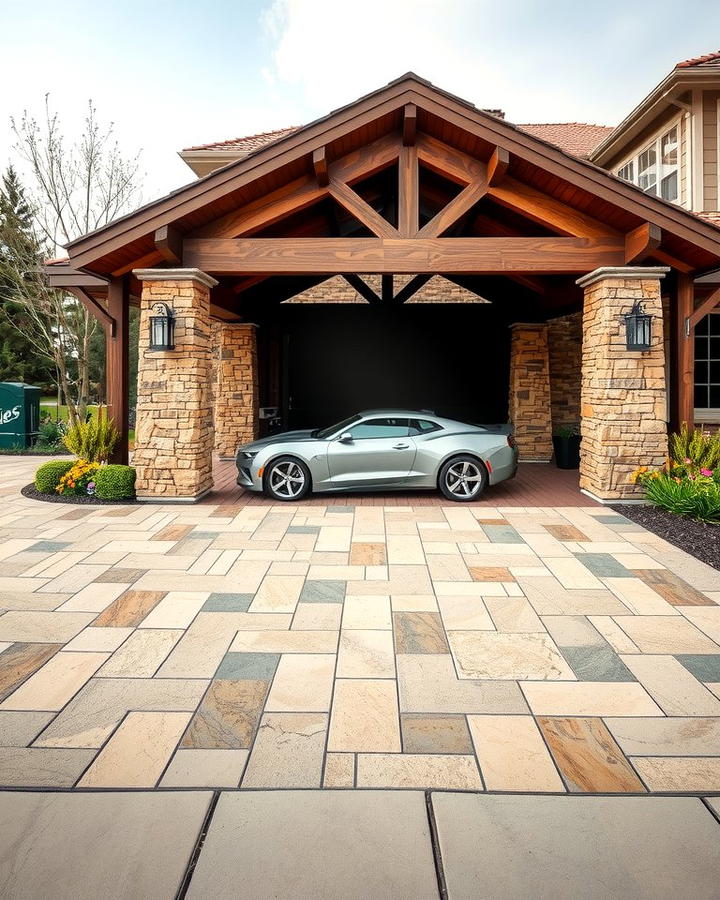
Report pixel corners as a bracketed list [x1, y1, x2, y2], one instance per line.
[111, 250, 164, 277]
[653, 249, 694, 273]
[393, 274, 432, 304]
[625, 222, 662, 264]
[416, 134, 485, 185]
[341, 274, 381, 305]
[676, 272, 695, 428]
[68, 287, 116, 336]
[418, 179, 488, 238]
[184, 235, 625, 275]
[154, 224, 183, 265]
[312, 147, 329, 187]
[402, 103, 417, 146]
[105, 276, 129, 464]
[398, 146, 419, 238]
[328, 179, 399, 239]
[689, 286, 720, 330]
[488, 176, 618, 240]
[487, 147, 509, 186]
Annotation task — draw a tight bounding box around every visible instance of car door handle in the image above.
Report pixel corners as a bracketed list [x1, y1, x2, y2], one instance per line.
[393, 443, 410, 449]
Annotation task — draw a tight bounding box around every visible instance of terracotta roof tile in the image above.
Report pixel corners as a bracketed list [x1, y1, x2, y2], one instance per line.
[183, 127, 301, 153]
[676, 50, 720, 68]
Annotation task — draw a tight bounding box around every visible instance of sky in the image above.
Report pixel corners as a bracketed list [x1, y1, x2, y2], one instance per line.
[1, 0, 720, 219]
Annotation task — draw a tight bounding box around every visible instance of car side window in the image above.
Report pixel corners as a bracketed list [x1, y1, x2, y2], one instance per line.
[409, 418, 442, 435]
[347, 418, 410, 439]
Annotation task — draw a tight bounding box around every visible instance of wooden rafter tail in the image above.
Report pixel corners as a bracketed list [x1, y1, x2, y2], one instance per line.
[487, 147, 509, 186]
[341, 273, 381, 305]
[313, 147, 329, 187]
[328, 179, 399, 239]
[402, 103, 417, 146]
[624, 222, 661, 264]
[154, 224, 183, 265]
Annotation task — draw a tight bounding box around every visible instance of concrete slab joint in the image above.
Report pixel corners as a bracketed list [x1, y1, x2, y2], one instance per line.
[577, 266, 669, 502]
[133, 269, 216, 502]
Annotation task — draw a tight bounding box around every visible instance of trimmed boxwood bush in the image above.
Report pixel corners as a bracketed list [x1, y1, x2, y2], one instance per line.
[35, 460, 74, 494]
[94, 464, 136, 500]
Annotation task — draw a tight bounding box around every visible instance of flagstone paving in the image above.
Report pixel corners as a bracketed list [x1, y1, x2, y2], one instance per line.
[2, 457, 720, 792]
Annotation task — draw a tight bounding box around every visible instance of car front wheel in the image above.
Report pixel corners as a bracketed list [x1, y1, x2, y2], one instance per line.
[263, 456, 311, 501]
[438, 456, 488, 502]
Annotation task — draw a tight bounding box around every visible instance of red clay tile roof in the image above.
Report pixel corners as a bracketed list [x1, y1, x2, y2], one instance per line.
[184, 120, 614, 160]
[676, 50, 720, 68]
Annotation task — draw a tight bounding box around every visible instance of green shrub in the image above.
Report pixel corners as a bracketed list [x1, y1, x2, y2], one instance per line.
[36, 420, 66, 447]
[643, 472, 720, 523]
[670, 423, 720, 472]
[34, 460, 74, 493]
[94, 465, 136, 500]
[63, 416, 119, 463]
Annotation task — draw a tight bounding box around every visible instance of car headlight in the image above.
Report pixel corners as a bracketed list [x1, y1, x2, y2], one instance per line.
[240, 451, 258, 461]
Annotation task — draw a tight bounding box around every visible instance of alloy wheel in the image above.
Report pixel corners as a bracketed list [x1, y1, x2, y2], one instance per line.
[445, 461, 483, 499]
[269, 461, 306, 498]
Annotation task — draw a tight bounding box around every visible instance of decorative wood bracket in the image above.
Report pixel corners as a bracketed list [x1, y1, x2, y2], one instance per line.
[70, 287, 116, 337]
[689, 286, 720, 332]
[313, 147, 329, 187]
[155, 225, 183, 265]
[625, 222, 662, 264]
[402, 104, 417, 146]
[487, 147, 509, 186]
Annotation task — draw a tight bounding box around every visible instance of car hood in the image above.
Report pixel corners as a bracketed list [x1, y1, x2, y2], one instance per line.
[237, 430, 317, 454]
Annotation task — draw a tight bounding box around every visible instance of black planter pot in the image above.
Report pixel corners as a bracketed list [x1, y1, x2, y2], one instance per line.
[553, 435, 581, 470]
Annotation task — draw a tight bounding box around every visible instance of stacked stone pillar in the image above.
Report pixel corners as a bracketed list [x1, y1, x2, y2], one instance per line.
[508, 323, 553, 461]
[133, 268, 217, 501]
[214, 322, 259, 458]
[577, 267, 669, 501]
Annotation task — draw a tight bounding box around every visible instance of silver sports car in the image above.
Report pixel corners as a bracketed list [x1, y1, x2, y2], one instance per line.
[236, 410, 518, 502]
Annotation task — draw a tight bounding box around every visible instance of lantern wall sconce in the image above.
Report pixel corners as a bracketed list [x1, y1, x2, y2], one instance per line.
[149, 302, 176, 351]
[624, 300, 652, 351]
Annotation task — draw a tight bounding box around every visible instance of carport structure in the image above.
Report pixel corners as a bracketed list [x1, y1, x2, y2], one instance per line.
[51, 74, 720, 502]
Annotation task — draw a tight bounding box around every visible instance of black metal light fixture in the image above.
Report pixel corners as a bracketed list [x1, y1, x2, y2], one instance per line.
[149, 302, 176, 351]
[624, 300, 652, 351]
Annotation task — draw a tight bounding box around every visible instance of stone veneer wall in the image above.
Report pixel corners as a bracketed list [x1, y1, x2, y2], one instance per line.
[548, 312, 583, 430]
[213, 322, 259, 457]
[133, 270, 216, 500]
[286, 274, 489, 303]
[508, 323, 553, 461]
[578, 268, 668, 501]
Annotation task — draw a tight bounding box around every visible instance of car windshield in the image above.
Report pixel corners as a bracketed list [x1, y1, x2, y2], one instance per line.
[313, 415, 362, 440]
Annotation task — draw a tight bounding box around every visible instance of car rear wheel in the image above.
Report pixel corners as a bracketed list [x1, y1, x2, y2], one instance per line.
[438, 455, 488, 502]
[263, 456, 311, 501]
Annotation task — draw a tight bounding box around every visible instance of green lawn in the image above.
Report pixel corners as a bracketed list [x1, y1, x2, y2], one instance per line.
[40, 399, 135, 444]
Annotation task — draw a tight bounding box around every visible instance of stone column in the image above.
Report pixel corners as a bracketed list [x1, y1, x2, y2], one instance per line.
[214, 322, 259, 458]
[132, 268, 218, 502]
[576, 266, 669, 502]
[508, 323, 553, 461]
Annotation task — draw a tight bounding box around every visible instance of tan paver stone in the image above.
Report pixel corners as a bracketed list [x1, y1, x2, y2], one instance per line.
[292, 602, 342, 630]
[342, 595, 391, 630]
[397, 654, 529, 714]
[308, 565, 364, 580]
[230, 630, 338, 654]
[386, 537, 425, 567]
[469, 566, 514, 582]
[323, 752, 355, 787]
[0, 747, 96, 787]
[631, 757, 720, 791]
[0, 711, 54, 747]
[620, 654, 720, 716]
[79, 710, 191, 787]
[394, 612, 449, 654]
[62, 627, 133, 652]
[604, 717, 720, 756]
[519, 577, 627, 616]
[56, 582, 129, 613]
[521, 682, 664, 717]
[435, 580, 507, 596]
[35, 677, 207, 748]
[265, 654, 335, 712]
[0, 592, 67, 611]
[0, 651, 108, 711]
[401, 714, 473, 754]
[317, 526, 352, 552]
[390, 594, 439, 611]
[242, 712, 327, 787]
[0, 643, 61, 702]
[337, 629, 395, 677]
[181, 679, 267, 749]
[0, 611, 95, 644]
[248, 575, 305, 613]
[676, 606, 720, 644]
[449, 632, 575, 680]
[468, 714, 565, 791]
[137, 591, 208, 629]
[603, 578, 676, 615]
[587, 616, 641, 653]
[431, 794, 720, 900]
[93, 589, 166, 627]
[98, 629, 184, 677]
[186, 791, 437, 900]
[160, 748, 248, 787]
[541, 615, 605, 647]
[437, 596, 494, 630]
[328, 679, 401, 752]
[350, 542, 386, 565]
[613, 616, 720, 654]
[356, 753, 482, 789]
[485, 597, 544, 633]
[543, 557, 604, 589]
[427, 554, 471, 582]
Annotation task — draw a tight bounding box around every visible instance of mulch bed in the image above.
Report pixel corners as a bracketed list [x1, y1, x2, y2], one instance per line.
[611, 503, 720, 571]
[21, 484, 138, 506]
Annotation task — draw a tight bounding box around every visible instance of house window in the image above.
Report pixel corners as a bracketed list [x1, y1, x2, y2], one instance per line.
[694, 313, 720, 414]
[617, 124, 679, 203]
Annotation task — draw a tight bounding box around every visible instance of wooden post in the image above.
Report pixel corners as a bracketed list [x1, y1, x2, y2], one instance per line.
[676, 272, 694, 430]
[106, 276, 130, 464]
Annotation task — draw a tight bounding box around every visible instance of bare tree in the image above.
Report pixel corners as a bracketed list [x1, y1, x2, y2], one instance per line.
[1, 97, 142, 424]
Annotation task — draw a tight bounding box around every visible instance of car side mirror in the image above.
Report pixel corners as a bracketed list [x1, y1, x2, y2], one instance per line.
[338, 432, 353, 444]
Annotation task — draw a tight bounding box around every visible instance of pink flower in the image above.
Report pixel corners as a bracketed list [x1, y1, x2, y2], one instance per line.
[701, 468, 713, 477]
[685, 458, 692, 465]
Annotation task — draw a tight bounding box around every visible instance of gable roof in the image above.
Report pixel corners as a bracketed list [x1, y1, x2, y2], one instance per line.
[65, 72, 720, 276]
[676, 50, 720, 68]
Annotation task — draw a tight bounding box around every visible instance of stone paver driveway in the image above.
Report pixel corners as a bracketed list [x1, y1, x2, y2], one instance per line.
[2, 457, 720, 792]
